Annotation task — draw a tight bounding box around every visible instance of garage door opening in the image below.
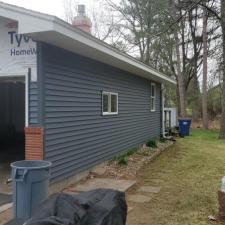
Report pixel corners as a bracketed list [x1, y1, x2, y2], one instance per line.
[0, 76, 25, 193]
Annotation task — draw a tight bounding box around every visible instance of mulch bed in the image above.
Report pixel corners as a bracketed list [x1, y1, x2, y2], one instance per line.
[103, 141, 174, 180]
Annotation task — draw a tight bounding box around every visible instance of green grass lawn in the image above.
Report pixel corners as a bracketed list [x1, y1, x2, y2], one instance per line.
[127, 129, 225, 225]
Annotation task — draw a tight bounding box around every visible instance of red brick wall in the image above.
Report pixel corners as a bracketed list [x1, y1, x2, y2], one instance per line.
[24, 127, 44, 160]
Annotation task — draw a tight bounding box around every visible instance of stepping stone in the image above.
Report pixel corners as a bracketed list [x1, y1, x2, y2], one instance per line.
[127, 194, 152, 203]
[138, 186, 161, 193]
[74, 178, 136, 192]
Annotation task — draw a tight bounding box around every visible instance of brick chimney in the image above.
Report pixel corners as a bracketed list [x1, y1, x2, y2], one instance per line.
[72, 5, 92, 34]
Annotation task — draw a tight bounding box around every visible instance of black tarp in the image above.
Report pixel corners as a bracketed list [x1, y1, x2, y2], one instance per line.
[24, 189, 127, 225]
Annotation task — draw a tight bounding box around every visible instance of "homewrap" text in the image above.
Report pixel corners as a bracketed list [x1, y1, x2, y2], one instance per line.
[10, 48, 37, 56]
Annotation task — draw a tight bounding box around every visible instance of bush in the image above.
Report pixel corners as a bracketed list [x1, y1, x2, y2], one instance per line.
[118, 156, 128, 165]
[146, 139, 157, 148]
[113, 148, 137, 166]
[126, 148, 137, 156]
[159, 137, 167, 143]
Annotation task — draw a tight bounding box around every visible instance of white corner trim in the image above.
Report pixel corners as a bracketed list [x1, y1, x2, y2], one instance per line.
[161, 83, 166, 137]
[25, 74, 29, 126]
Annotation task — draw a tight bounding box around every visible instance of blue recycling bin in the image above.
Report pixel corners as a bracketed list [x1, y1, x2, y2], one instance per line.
[178, 119, 192, 136]
[11, 160, 52, 220]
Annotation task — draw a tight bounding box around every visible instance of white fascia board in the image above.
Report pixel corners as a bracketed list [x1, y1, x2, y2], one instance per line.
[18, 18, 54, 34]
[0, 2, 176, 85]
[0, 2, 54, 32]
[52, 19, 176, 84]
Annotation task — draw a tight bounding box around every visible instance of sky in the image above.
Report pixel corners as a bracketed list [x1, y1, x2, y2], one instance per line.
[1, 0, 96, 20]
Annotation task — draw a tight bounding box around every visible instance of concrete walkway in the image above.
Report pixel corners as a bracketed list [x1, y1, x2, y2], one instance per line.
[68, 178, 137, 193]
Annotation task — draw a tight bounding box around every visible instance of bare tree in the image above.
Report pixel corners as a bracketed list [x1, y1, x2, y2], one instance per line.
[63, 0, 78, 23]
[170, 0, 187, 118]
[219, 0, 225, 138]
[202, 5, 209, 129]
[187, 6, 202, 121]
[63, 0, 117, 41]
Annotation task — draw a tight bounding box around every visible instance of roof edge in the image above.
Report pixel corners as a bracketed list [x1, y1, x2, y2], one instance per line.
[0, 1, 176, 85]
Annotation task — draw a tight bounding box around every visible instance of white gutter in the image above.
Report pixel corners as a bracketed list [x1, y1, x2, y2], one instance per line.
[161, 84, 166, 138]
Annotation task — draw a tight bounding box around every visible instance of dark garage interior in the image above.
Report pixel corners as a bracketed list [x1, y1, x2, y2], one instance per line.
[0, 77, 25, 191]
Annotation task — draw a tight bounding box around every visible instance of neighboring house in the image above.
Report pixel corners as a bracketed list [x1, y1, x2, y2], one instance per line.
[0, 2, 175, 187]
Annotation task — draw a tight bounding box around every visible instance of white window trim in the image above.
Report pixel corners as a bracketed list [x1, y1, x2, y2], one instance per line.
[151, 83, 156, 112]
[102, 91, 118, 115]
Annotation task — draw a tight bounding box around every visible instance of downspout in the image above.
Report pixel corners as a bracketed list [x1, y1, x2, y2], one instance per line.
[161, 83, 166, 138]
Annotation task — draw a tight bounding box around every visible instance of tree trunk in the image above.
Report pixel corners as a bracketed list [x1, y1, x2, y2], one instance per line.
[202, 6, 208, 129]
[219, 0, 225, 138]
[170, 0, 186, 118]
[174, 32, 187, 118]
[188, 9, 200, 122]
[192, 74, 200, 121]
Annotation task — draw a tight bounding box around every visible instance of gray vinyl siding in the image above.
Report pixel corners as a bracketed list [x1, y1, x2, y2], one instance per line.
[40, 43, 162, 183]
[28, 43, 41, 126]
[29, 81, 39, 125]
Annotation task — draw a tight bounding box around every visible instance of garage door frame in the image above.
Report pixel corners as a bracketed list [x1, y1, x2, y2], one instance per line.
[0, 72, 29, 127]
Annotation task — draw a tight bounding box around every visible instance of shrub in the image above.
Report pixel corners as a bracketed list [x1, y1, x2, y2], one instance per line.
[118, 156, 128, 165]
[159, 137, 167, 143]
[146, 139, 157, 148]
[112, 148, 137, 165]
[126, 148, 137, 156]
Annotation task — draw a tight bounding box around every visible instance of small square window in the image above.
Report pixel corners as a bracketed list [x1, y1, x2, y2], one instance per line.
[102, 91, 118, 115]
[151, 83, 156, 111]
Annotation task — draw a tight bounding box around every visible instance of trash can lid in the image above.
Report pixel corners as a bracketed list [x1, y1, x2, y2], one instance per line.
[11, 160, 52, 170]
[178, 118, 192, 121]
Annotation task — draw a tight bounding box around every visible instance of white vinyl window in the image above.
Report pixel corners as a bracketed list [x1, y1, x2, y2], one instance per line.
[102, 91, 118, 115]
[151, 83, 156, 111]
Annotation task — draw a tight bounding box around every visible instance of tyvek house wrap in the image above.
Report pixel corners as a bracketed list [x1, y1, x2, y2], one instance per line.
[0, 18, 37, 81]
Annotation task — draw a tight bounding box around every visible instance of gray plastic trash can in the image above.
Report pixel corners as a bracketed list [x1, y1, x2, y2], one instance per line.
[11, 160, 52, 219]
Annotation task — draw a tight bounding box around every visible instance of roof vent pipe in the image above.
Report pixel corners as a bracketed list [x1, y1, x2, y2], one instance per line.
[77, 4, 85, 16]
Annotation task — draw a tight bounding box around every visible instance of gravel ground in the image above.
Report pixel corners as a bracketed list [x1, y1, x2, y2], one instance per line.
[104, 141, 174, 179]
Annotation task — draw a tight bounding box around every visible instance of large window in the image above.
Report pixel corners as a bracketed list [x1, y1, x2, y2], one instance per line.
[102, 91, 118, 115]
[151, 83, 156, 111]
